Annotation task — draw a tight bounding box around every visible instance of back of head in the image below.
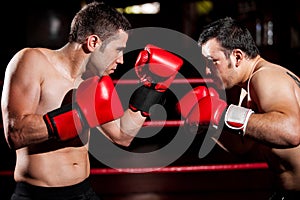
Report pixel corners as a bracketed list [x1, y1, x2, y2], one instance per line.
[69, 1, 131, 44]
[198, 17, 259, 59]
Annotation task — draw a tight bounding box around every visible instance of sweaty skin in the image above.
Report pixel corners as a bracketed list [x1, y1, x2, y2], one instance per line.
[202, 37, 300, 190]
[1, 30, 146, 187]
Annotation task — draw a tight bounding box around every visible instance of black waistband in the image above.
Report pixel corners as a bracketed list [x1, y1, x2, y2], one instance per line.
[14, 178, 92, 198]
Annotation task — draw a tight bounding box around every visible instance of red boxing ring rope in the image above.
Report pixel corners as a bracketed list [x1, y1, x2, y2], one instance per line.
[113, 78, 213, 85]
[143, 120, 184, 127]
[90, 162, 268, 174]
[0, 162, 268, 176]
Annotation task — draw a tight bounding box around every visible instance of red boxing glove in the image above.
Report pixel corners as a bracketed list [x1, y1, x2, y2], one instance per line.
[186, 94, 227, 130]
[185, 90, 254, 135]
[176, 86, 219, 118]
[44, 76, 124, 141]
[135, 44, 183, 92]
[129, 44, 183, 116]
[76, 76, 124, 127]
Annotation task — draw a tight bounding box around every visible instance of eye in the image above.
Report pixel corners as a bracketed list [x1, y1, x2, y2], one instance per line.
[117, 47, 125, 53]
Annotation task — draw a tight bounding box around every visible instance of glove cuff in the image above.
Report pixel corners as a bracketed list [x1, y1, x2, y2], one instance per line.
[43, 105, 73, 140]
[224, 104, 254, 135]
[129, 85, 164, 117]
[43, 114, 58, 139]
[43, 104, 84, 140]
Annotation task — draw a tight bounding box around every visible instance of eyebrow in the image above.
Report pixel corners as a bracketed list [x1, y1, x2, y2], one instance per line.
[205, 56, 213, 60]
[117, 46, 126, 51]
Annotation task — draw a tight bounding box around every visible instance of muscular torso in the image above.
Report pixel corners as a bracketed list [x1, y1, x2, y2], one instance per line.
[13, 48, 90, 187]
[15, 144, 90, 187]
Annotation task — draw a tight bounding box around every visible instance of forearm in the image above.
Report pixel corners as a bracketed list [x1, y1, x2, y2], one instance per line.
[245, 112, 300, 148]
[5, 114, 49, 149]
[216, 128, 257, 155]
[100, 109, 146, 146]
[121, 109, 146, 137]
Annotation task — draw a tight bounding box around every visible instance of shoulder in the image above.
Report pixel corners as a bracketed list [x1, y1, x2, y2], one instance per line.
[7, 48, 53, 76]
[248, 63, 297, 108]
[250, 62, 291, 87]
[4, 48, 57, 87]
[9, 48, 49, 66]
[10, 48, 45, 61]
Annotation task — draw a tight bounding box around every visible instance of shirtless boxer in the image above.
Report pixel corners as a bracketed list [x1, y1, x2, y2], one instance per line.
[1, 2, 183, 200]
[178, 17, 300, 199]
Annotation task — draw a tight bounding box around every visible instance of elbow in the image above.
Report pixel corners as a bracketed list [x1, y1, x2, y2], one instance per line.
[287, 135, 300, 147]
[6, 132, 25, 150]
[114, 139, 132, 147]
[4, 121, 26, 150]
[112, 131, 135, 147]
[7, 139, 21, 150]
[112, 135, 133, 147]
[285, 124, 300, 147]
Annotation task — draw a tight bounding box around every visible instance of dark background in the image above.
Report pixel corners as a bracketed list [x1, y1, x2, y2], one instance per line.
[0, 0, 299, 199]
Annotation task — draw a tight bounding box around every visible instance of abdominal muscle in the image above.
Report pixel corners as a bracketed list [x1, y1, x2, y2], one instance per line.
[14, 145, 90, 187]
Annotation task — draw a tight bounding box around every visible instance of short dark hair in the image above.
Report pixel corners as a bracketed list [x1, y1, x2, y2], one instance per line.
[198, 17, 259, 58]
[69, 1, 131, 43]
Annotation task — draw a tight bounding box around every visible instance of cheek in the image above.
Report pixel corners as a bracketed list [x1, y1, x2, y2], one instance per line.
[103, 50, 118, 61]
[91, 51, 103, 63]
[100, 52, 113, 63]
[210, 65, 222, 77]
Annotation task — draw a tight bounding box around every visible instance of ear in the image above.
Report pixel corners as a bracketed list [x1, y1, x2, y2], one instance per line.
[85, 35, 102, 52]
[232, 49, 244, 67]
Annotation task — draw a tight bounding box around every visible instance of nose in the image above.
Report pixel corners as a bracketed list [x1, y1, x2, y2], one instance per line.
[205, 67, 211, 75]
[116, 54, 124, 64]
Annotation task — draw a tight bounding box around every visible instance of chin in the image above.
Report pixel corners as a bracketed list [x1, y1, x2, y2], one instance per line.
[216, 82, 226, 90]
[109, 70, 115, 74]
[102, 71, 111, 76]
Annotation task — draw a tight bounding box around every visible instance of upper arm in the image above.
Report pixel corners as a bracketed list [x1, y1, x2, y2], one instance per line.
[1, 49, 44, 134]
[251, 70, 300, 116]
[248, 69, 300, 146]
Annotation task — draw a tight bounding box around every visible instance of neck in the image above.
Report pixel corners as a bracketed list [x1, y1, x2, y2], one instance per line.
[239, 55, 262, 89]
[56, 43, 88, 81]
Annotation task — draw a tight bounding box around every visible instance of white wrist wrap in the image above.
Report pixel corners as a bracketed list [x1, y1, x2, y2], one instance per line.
[224, 104, 254, 135]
